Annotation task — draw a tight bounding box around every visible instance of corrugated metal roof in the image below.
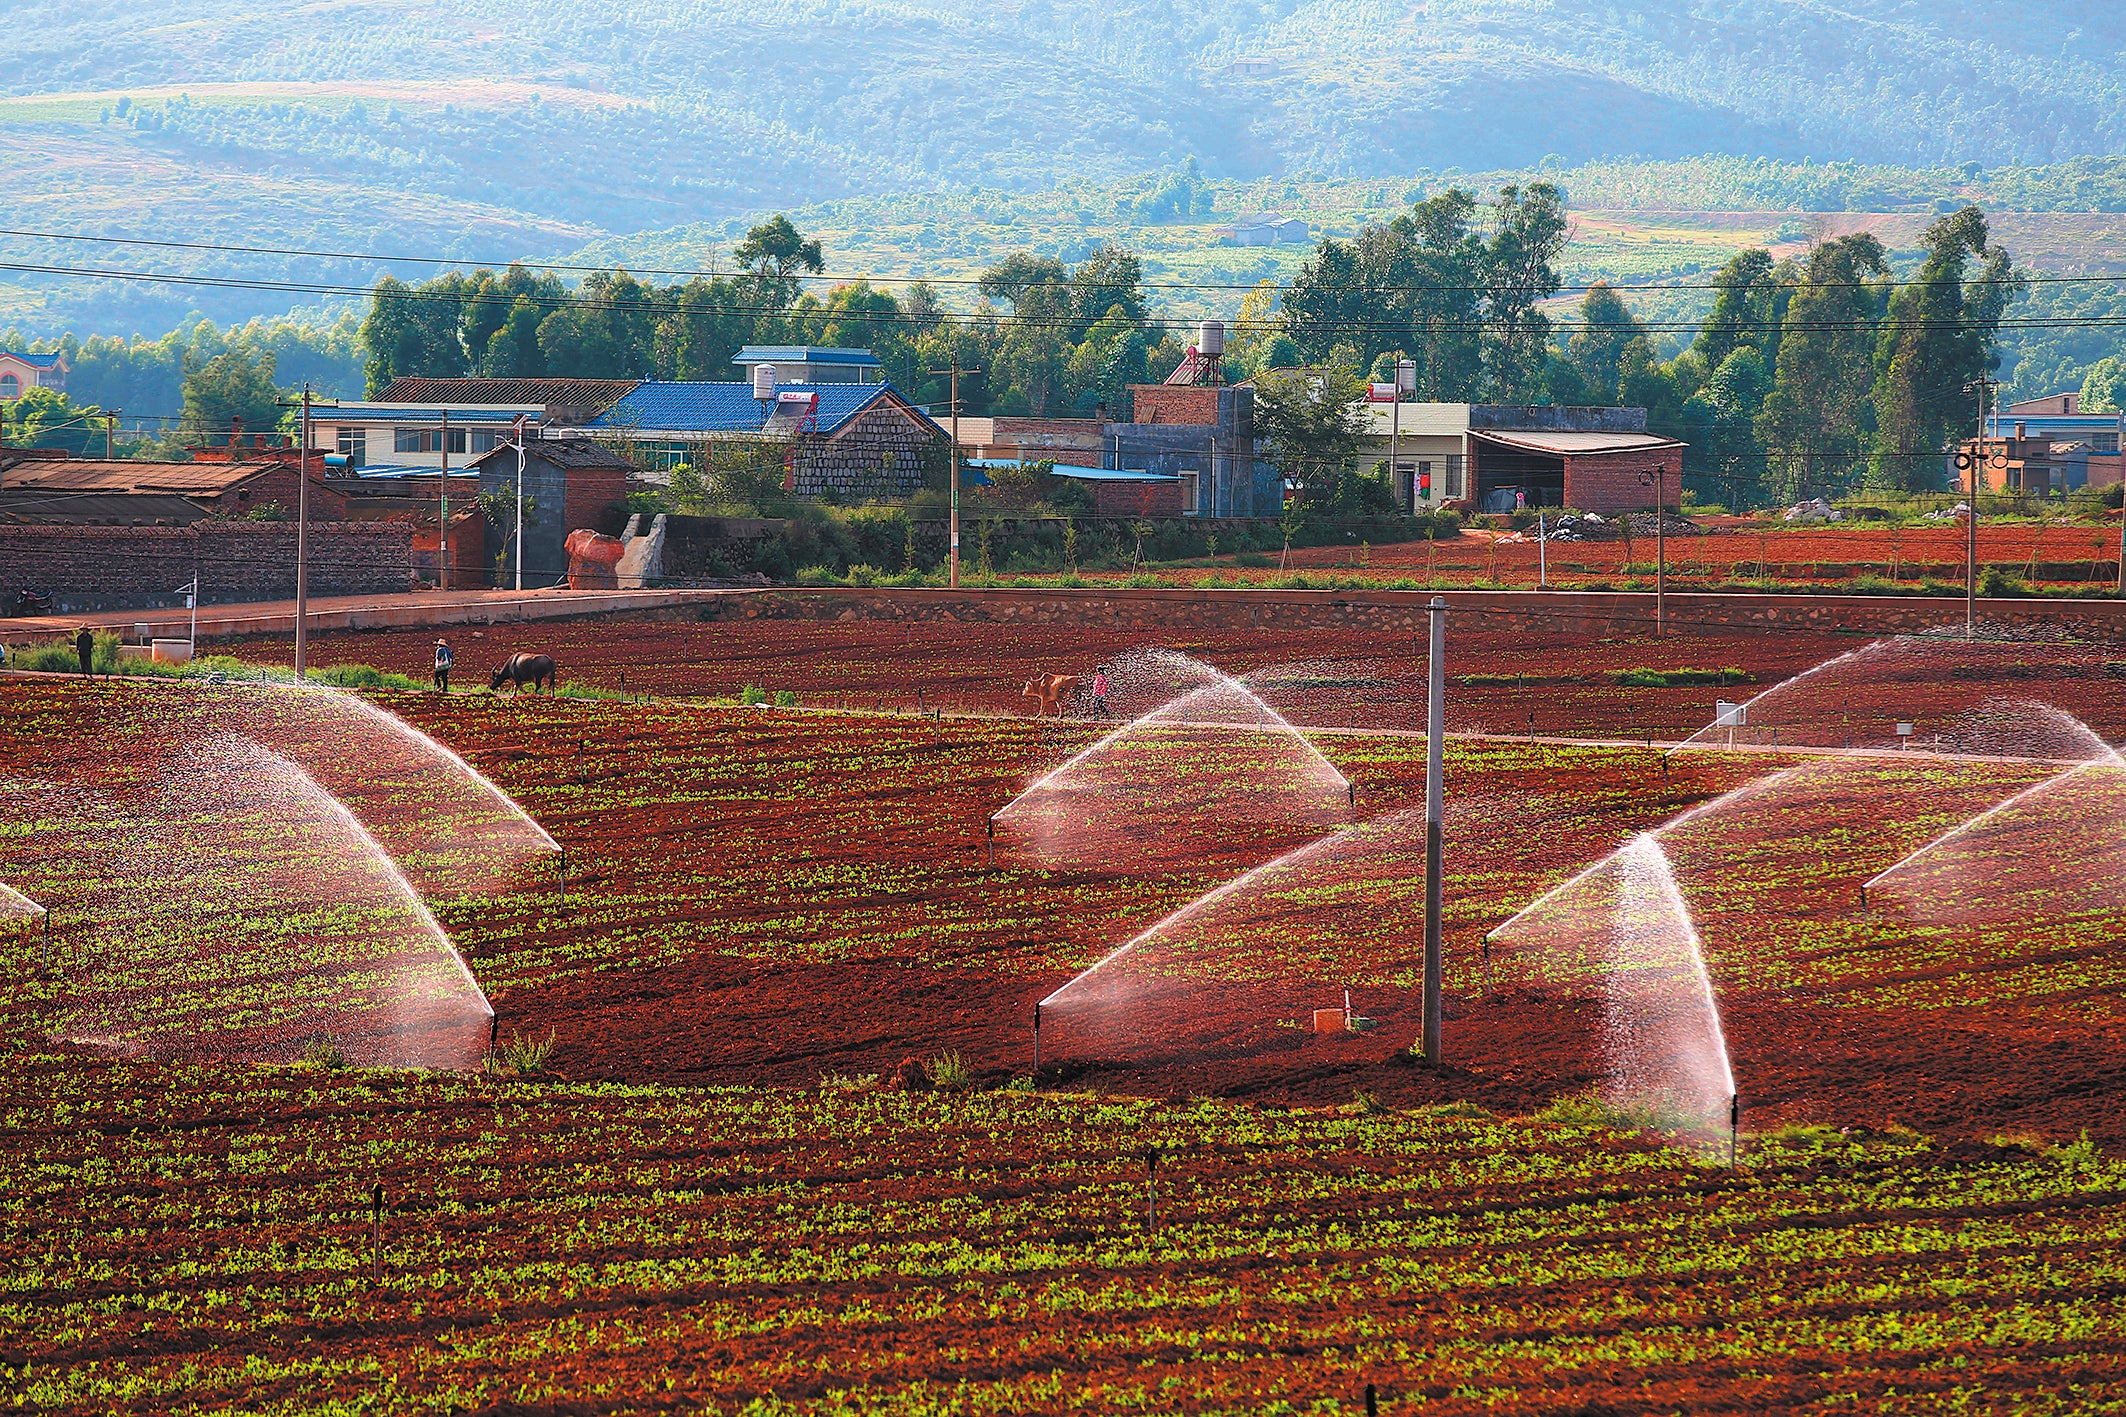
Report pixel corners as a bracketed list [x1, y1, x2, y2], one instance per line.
[1, 351, 65, 369]
[733, 346, 882, 367]
[0, 492, 209, 525]
[0, 460, 280, 494]
[968, 458, 1176, 483]
[376, 378, 640, 421]
[588, 381, 923, 437]
[317, 402, 544, 425]
[1472, 430, 1686, 455]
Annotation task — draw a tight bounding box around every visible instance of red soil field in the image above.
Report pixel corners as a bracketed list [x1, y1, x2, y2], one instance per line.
[9, 620, 2126, 1145]
[230, 613, 2126, 744]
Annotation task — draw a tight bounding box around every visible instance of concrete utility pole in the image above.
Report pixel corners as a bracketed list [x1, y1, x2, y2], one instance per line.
[1654, 465, 1666, 640]
[106, 409, 120, 462]
[1962, 376, 1999, 638]
[925, 362, 979, 587]
[1392, 358, 1414, 509]
[512, 414, 529, 592]
[296, 385, 312, 678]
[438, 408, 451, 592]
[1421, 595, 1447, 1064]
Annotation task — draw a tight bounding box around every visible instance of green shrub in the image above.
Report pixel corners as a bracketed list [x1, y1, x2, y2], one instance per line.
[739, 685, 768, 706]
[923, 1050, 973, 1092]
[773, 689, 799, 708]
[1609, 667, 1753, 688]
[306, 662, 425, 692]
[1978, 565, 2030, 597]
[298, 1036, 347, 1070]
[554, 680, 629, 701]
[486, 1028, 556, 1078]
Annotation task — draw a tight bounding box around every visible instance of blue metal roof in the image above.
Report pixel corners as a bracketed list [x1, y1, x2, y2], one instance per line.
[733, 346, 882, 368]
[2, 351, 63, 369]
[968, 457, 1178, 483]
[588, 381, 921, 436]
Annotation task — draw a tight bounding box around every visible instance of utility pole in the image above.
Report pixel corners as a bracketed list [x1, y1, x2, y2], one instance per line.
[296, 385, 312, 678]
[438, 408, 451, 592]
[1962, 376, 1999, 637]
[1655, 465, 1666, 640]
[1391, 358, 1414, 510]
[1421, 595, 1447, 1064]
[925, 362, 979, 587]
[106, 409, 120, 461]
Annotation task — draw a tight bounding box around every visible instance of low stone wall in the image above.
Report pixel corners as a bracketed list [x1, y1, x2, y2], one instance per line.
[690, 585, 2126, 641]
[0, 521, 414, 613]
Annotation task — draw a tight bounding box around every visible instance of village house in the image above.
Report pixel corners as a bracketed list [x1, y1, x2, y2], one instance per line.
[0, 350, 67, 401]
[1358, 398, 1686, 516]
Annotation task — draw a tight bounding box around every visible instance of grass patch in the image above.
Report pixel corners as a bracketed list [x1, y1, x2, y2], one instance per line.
[1609, 667, 1754, 688]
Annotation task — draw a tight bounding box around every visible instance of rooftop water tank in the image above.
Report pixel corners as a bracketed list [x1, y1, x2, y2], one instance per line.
[1197, 320, 1225, 357]
[752, 364, 778, 402]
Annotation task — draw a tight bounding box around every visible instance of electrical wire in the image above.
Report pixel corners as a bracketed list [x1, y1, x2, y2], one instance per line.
[2, 257, 2116, 339]
[0, 225, 2100, 296]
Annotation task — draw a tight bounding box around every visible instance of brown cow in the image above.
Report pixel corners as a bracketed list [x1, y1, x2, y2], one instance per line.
[1021, 673, 1081, 718]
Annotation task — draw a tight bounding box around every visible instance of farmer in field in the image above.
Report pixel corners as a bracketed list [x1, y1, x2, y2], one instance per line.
[1090, 665, 1110, 718]
[74, 627, 93, 679]
[432, 638, 453, 693]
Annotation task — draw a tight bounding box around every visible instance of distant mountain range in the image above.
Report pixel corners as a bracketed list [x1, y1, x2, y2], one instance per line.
[2, 0, 2124, 333]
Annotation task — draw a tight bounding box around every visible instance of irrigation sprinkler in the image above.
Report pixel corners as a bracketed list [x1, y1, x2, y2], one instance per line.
[1144, 1147, 1160, 1235]
[1032, 1002, 1041, 1079]
[1421, 596, 1447, 1065]
[1346, 780, 1356, 812]
[1728, 1093, 1740, 1169]
[556, 844, 567, 905]
[370, 1182, 384, 1282]
[1481, 936, 1492, 994]
[1366, 1383, 1378, 1417]
[986, 815, 996, 870]
[1859, 883, 1869, 918]
[488, 1012, 499, 1065]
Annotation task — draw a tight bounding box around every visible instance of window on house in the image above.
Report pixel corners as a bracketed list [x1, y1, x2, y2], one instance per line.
[470, 429, 501, 454]
[0, 374, 17, 400]
[2096, 434, 2121, 454]
[336, 429, 366, 466]
[395, 428, 432, 454]
[1446, 454, 1466, 500]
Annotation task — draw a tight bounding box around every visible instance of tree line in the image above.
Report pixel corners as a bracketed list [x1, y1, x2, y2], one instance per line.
[357, 215, 1187, 419]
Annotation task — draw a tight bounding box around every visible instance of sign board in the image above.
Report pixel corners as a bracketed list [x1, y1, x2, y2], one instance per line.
[1714, 701, 1746, 728]
[1895, 722, 1914, 736]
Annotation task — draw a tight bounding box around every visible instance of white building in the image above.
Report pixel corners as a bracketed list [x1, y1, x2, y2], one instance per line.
[306, 401, 546, 472]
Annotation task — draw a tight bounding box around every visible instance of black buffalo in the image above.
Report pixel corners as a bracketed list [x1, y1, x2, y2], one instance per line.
[491, 652, 558, 695]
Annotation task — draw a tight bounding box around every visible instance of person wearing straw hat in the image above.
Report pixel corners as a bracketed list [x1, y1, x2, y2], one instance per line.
[432, 638, 454, 693]
[74, 627, 94, 679]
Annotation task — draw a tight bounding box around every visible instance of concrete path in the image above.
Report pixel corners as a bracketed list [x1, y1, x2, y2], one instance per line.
[0, 587, 738, 642]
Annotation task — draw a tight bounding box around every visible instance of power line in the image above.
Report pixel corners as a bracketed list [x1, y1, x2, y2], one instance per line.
[6, 257, 2124, 339]
[0, 225, 2114, 297]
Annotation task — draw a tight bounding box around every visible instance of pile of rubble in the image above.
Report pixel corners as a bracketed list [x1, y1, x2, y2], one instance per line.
[1783, 497, 1844, 523]
[1496, 510, 1703, 544]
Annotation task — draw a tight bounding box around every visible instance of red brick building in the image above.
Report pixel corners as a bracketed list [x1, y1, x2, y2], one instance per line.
[1466, 430, 1687, 516]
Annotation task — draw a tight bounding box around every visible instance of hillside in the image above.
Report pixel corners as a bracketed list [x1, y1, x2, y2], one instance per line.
[2, 0, 2124, 329]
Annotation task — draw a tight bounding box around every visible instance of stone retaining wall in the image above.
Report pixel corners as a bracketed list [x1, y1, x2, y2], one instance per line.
[688, 585, 2126, 641]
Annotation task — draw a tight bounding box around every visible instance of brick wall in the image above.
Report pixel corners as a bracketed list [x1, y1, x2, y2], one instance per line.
[793, 402, 942, 498]
[411, 510, 488, 590]
[1090, 480, 1186, 516]
[1129, 386, 1221, 425]
[563, 466, 629, 535]
[0, 521, 413, 612]
[1563, 448, 1688, 516]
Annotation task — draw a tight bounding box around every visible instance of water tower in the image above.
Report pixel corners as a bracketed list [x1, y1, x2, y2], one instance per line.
[1195, 320, 1225, 386]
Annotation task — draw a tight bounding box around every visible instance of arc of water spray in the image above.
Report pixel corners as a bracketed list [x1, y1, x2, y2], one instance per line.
[1864, 744, 2126, 893]
[300, 683, 561, 854]
[1665, 638, 1905, 758]
[1619, 832, 1736, 1102]
[1486, 763, 1812, 942]
[1040, 824, 1359, 1009]
[288, 754, 495, 1018]
[1008, 657, 1349, 808]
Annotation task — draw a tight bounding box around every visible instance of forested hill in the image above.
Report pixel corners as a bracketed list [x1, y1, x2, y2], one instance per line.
[4, 0, 2122, 227]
